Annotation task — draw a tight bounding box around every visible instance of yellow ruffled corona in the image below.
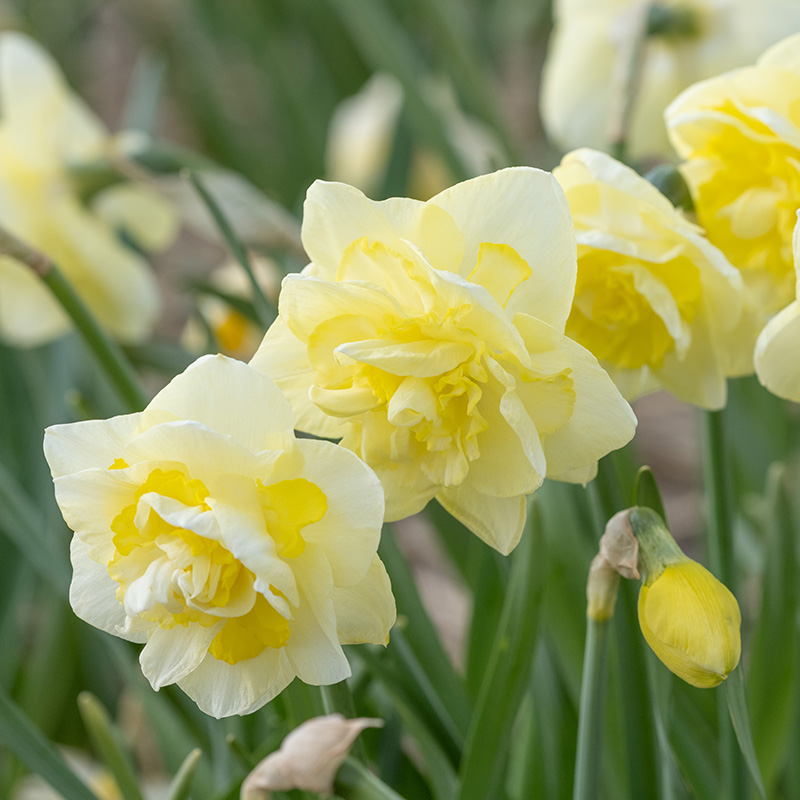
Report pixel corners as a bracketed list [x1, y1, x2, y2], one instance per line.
[44, 355, 395, 717]
[251, 169, 636, 554]
[554, 149, 744, 408]
[666, 32, 800, 367]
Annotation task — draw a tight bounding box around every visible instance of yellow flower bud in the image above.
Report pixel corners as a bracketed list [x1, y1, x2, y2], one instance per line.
[638, 560, 741, 688]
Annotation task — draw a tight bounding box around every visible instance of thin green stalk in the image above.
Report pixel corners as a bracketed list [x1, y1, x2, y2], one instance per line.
[573, 616, 613, 800]
[0, 226, 147, 412]
[185, 170, 275, 330]
[701, 410, 748, 800]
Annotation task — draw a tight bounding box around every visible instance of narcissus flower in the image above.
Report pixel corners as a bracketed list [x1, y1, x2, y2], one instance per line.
[0, 32, 174, 347]
[553, 148, 743, 408]
[626, 507, 741, 688]
[755, 213, 800, 400]
[666, 32, 800, 356]
[542, 0, 800, 160]
[251, 169, 636, 554]
[44, 355, 395, 717]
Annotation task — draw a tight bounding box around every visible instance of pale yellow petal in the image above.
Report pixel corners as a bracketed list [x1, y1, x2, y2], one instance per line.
[333, 556, 396, 645]
[755, 300, 800, 401]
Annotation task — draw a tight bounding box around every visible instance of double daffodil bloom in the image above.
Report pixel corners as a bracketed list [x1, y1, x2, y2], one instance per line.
[542, 0, 800, 160]
[251, 169, 636, 554]
[554, 149, 744, 408]
[0, 32, 174, 347]
[666, 32, 800, 361]
[755, 213, 800, 400]
[45, 355, 395, 717]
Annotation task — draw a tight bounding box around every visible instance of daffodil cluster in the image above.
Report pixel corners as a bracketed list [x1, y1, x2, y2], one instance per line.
[251, 169, 637, 553]
[45, 356, 395, 717]
[0, 32, 175, 347]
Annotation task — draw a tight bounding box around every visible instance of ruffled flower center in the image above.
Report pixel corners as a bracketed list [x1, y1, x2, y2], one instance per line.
[568, 251, 701, 370]
[107, 463, 327, 665]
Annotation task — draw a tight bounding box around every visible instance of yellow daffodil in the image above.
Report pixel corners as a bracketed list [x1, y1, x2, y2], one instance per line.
[553, 148, 743, 408]
[44, 355, 395, 717]
[0, 32, 175, 347]
[666, 32, 800, 361]
[755, 213, 800, 400]
[251, 170, 636, 554]
[542, 0, 800, 160]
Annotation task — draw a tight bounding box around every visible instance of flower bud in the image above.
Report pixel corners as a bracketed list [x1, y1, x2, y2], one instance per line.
[628, 508, 741, 688]
[638, 560, 741, 688]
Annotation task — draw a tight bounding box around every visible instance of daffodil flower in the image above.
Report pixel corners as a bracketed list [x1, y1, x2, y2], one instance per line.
[666, 31, 800, 361]
[542, 0, 800, 160]
[251, 169, 636, 554]
[0, 32, 174, 347]
[554, 148, 744, 408]
[44, 355, 395, 717]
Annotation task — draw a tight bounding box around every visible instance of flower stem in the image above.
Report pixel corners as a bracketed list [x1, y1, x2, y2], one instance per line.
[701, 409, 747, 800]
[573, 614, 613, 800]
[321, 680, 365, 760]
[0, 226, 148, 412]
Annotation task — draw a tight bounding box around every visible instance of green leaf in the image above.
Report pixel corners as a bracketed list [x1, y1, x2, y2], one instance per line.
[457, 501, 546, 800]
[165, 749, 202, 800]
[335, 757, 407, 800]
[633, 466, 668, 525]
[78, 693, 144, 800]
[0, 685, 100, 800]
[747, 463, 800, 785]
[122, 50, 167, 136]
[725, 668, 766, 799]
[379, 527, 472, 735]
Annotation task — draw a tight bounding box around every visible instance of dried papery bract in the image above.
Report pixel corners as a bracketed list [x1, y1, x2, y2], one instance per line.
[241, 715, 383, 800]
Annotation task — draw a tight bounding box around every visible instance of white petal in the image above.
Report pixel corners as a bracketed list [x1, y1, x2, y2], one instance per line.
[429, 167, 577, 331]
[332, 556, 395, 646]
[69, 537, 144, 642]
[148, 355, 294, 449]
[293, 439, 384, 586]
[140, 623, 221, 690]
[755, 300, 800, 401]
[178, 647, 295, 718]
[436, 488, 527, 555]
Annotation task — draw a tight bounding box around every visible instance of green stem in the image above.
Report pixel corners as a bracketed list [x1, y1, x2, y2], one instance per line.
[573, 616, 613, 800]
[185, 170, 276, 330]
[0, 227, 148, 412]
[701, 409, 747, 800]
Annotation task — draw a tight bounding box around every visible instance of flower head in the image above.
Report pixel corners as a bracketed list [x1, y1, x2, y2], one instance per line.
[251, 169, 636, 553]
[553, 148, 743, 408]
[666, 32, 800, 358]
[0, 32, 175, 347]
[542, 0, 800, 160]
[755, 212, 800, 400]
[44, 355, 394, 717]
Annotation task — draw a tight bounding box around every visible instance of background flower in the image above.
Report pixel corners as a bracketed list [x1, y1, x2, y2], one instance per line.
[666, 32, 800, 356]
[251, 169, 636, 554]
[0, 32, 174, 348]
[44, 355, 395, 717]
[554, 148, 743, 407]
[541, 0, 800, 161]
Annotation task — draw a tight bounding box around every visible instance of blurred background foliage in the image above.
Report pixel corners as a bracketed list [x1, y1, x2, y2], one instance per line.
[2, 1, 800, 799]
